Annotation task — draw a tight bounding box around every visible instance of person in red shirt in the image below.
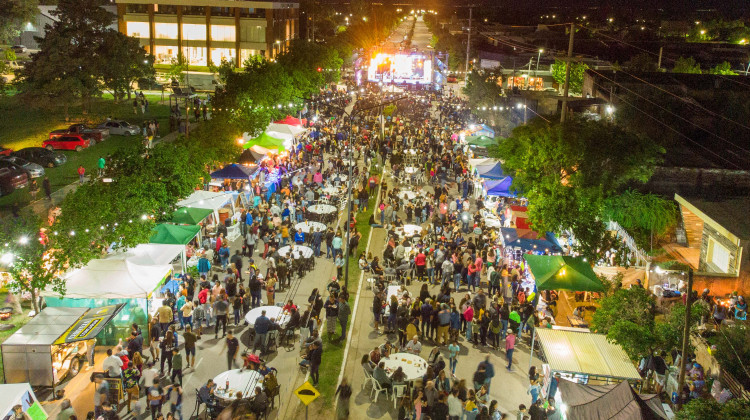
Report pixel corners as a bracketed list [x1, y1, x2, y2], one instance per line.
[415, 251, 427, 282]
[77, 165, 85, 184]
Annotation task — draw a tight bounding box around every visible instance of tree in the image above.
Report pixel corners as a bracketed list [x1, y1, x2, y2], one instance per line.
[551, 58, 588, 94]
[99, 31, 154, 101]
[673, 56, 702, 74]
[0, 213, 65, 313]
[625, 53, 659, 72]
[592, 286, 657, 360]
[712, 324, 750, 389]
[0, 0, 39, 43]
[462, 70, 503, 107]
[166, 54, 187, 84]
[676, 398, 750, 420]
[602, 190, 678, 250]
[17, 0, 148, 116]
[495, 119, 664, 260]
[709, 61, 738, 75]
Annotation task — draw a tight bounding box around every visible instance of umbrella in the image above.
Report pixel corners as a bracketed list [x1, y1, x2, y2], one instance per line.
[171, 207, 212, 225]
[210, 163, 255, 179]
[243, 132, 285, 151]
[523, 254, 606, 292]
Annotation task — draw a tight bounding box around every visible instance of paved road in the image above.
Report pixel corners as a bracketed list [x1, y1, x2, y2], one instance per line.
[410, 16, 433, 51]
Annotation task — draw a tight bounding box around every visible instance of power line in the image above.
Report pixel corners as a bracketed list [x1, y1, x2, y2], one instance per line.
[593, 81, 744, 170]
[588, 68, 750, 161]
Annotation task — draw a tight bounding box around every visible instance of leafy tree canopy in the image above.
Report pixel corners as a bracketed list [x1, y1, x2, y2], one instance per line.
[603, 190, 678, 237]
[551, 59, 588, 94]
[676, 397, 750, 420]
[462, 70, 504, 106]
[709, 61, 738, 75]
[0, 0, 39, 43]
[673, 56, 702, 74]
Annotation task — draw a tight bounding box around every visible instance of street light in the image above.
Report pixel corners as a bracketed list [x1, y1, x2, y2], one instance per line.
[536, 49, 544, 78]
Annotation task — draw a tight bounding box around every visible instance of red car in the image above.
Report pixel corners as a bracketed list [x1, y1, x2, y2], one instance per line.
[0, 147, 12, 157]
[43, 134, 92, 152]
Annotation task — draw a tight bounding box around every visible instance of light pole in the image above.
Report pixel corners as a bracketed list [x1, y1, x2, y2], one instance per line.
[535, 49, 543, 77]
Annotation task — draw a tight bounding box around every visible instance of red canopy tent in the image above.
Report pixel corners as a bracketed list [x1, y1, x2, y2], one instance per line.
[275, 115, 307, 126]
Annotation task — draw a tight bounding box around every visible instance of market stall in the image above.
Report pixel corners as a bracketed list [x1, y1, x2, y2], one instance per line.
[483, 177, 516, 198]
[176, 190, 236, 235]
[474, 161, 504, 180]
[171, 207, 213, 242]
[274, 115, 306, 126]
[242, 133, 285, 152]
[266, 123, 306, 137]
[41, 259, 172, 345]
[107, 243, 186, 273]
[523, 255, 606, 293]
[555, 379, 668, 420]
[0, 383, 48, 420]
[2, 305, 123, 387]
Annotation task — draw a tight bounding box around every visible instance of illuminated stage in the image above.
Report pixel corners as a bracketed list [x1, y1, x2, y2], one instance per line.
[366, 53, 434, 85]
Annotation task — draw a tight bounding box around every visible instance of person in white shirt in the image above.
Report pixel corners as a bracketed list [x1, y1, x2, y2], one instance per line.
[102, 348, 123, 377]
[141, 362, 158, 388]
[405, 335, 422, 355]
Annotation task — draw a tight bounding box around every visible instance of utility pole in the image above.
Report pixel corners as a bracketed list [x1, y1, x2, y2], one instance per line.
[657, 46, 663, 70]
[465, 6, 472, 80]
[560, 22, 575, 123]
[676, 268, 694, 411]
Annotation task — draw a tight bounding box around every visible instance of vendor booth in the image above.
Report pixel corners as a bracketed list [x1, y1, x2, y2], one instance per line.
[0, 383, 48, 420]
[108, 243, 186, 273]
[466, 135, 496, 148]
[2, 305, 123, 387]
[266, 122, 306, 136]
[210, 164, 257, 181]
[171, 207, 213, 226]
[475, 161, 504, 180]
[242, 132, 285, 152]
[523, 255, 606, 293]
[483, 177, 516, 197]
[536, 328, 642, 386]
[150, 224, 201, 246]
[274, 115, 306, 126]
[42, 259, 172, 345]
[555, 379, 668, 420]
[176, 190, 235, 231]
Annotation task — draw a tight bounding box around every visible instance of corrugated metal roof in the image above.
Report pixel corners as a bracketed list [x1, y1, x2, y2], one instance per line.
[536, 329, 641, 381]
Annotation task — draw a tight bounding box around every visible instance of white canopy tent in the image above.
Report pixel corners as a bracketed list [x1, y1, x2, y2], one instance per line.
[0, 383, 48, 420]
[43, 259, 171, 299]
[266, 123, 307, 136]
[468, 158, 497, 170]
[176, 190, 235, 225]
[107, 243, 186, 272]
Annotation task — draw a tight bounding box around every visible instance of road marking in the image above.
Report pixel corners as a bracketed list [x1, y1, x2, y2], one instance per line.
[184, 357, 203, 384]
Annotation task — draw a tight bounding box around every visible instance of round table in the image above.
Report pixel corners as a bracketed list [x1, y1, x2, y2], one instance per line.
[244, 305, 290, 328]
[400, 224, 422, 237]
[381, 353, 428, 382]
[308, 204, 337, 214]
[321, 186, 340, 196]
[398, 190, 417, 201]
[295, 221, 326, 234]
[404, 166, 419, 174]
[277, 245, 313, 259]
[213, 369, 264, 401]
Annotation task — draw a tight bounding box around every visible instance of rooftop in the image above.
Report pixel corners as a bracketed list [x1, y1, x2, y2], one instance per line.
[675, 194, 750, 241]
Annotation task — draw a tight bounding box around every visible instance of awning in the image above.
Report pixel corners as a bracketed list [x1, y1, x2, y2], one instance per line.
[171, 207, 213, 225]
[536, 329, 642, 381]
[176, 190, 233, 211]
[242, 132, 285, 151]
[484, 177, 516, 197]
[558, 380, 668, 420]
[150, 223, 201, 245]
[266, 122, 306, 136]
[210, 163, 255, 180]
[475, 162, 504, 179]
[54, 304, 125, 344]
[107, 243, 185, 266]
[43, 259, 171, 299]
[523, 254, 605, 292]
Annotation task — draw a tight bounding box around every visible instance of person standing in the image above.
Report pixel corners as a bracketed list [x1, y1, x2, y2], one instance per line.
[505, 329, 516, 371]
[324, 295, 339, 337]
[156, 301, 173, 336]
[92, 374, 109, 418]
[170, 348, 183, 385]
[42, 177, 51, 200]
[479, 355, 495, 394]
[338, 295, 351, 341]
[253, 310, 271, 354]
[448, 339, 460, 376]
[309, 341, 323, 386]
[335, 378, 352, 420]
[77, 165, 85, 184]
[183, 326, 197, 369]
[223, 330, 240, 370]
[213, 295, 229, 338]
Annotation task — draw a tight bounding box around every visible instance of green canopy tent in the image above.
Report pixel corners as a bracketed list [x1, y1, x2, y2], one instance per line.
[150, 223, 201, 246]
[171, 207, 213, 225]
[466, 135, 497, 148]
[242, 132, 285, 152]
[523, 254, 605, 292]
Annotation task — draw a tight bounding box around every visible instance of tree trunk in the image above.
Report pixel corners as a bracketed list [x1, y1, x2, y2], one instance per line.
[30, 288, 39, 314]
[9, 292, 23, 314]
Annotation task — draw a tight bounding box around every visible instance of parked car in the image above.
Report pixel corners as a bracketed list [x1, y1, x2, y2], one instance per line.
[43, 134, 92, 152]
[447, 76, 457, 83]
[13, 147, 67, 167]
[0, 166, 29, 196]
[3, 60, 22, 70]
[11, 45, 27, 54]
[0, 147, 12, 157]
[0, 156, 44, 178]
[49, 124, 109, 142]
[97, 120, 140, 136]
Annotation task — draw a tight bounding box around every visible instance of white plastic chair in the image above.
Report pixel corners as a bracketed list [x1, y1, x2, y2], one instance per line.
[391, 384, 407, 409]
[362, 368, 374, 390]
[370, 379, 390, 402]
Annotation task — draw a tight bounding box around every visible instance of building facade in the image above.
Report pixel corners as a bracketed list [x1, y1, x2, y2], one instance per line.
[115, 0, 299, 67]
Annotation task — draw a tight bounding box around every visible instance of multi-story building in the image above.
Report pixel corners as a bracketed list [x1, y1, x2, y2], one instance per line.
[115, 0, 299, 67]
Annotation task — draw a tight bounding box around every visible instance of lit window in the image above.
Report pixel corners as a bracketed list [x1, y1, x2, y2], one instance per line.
[127, 21, 149, 38]
[154, 23, 178, 39]
[211, 25, 236, 42]
[211, 48, 236, 65]
[182, 23, 207, 41]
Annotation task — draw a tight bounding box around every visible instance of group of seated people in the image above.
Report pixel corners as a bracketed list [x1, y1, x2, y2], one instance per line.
[198, 363, 279, 419]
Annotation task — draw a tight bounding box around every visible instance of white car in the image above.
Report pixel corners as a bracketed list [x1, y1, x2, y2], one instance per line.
[97, 120, 140, 136]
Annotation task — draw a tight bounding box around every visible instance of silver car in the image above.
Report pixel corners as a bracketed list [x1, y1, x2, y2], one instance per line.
[97, 120, 141, 136]
[0, 156, 44, 178]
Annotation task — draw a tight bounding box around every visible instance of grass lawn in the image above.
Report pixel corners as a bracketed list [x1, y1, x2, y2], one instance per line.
[0, 93, 174, 210]
[0, 291, 33, 382]
[316, 164, 382, 407]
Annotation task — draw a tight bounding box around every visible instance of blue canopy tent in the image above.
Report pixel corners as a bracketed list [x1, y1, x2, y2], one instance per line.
[507, 237, 561, 253]
[475, 162, 504, 180]
[210, 164, 255, 180]
[484, 177, 516, 197]
[160, 279, 180, 295]
[475, 124, 495, 138]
